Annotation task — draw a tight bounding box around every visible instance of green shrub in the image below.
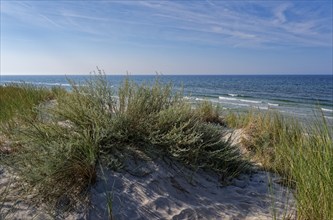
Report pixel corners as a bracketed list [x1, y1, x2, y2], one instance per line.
[106, 78, 249, 175]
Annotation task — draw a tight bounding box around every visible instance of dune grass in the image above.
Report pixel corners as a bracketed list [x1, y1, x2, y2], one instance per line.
[225, 110, 333, 220]
[1, 74, 249, 209]
[0, 83, 61, 123]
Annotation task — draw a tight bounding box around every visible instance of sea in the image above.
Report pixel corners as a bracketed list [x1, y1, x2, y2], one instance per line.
[1, 74, 332, 124]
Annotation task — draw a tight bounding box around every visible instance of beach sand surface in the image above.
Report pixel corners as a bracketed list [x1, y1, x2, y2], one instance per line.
[0, 130, 295, 219]
[89, 156, 295, 220]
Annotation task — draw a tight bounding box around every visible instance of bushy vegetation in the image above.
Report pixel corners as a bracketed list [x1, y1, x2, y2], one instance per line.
[1, 74, 249, 208]
[225, 110, 333, 220]
[195, 100, 224, 124]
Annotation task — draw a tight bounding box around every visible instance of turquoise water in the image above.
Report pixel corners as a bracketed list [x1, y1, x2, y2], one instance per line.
[1, 74, 332, 122]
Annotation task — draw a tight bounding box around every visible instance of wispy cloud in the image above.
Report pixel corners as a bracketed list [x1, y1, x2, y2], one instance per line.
[1, 1, 332, 48]
[273, 3, 291, 24]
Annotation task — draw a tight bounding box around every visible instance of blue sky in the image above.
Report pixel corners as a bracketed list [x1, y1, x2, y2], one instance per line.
[1, 0, 332, 75]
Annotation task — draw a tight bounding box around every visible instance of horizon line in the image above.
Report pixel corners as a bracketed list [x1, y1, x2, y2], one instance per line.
[1, 73, 332, 76]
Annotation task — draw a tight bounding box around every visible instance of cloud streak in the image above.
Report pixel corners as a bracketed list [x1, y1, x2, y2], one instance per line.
[1, 0, 332, 48]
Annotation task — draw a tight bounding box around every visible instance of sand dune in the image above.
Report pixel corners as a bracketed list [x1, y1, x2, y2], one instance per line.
[89, 157, 295, 220]
[1, 129, 295, 219]
[1, 157, 295, 220]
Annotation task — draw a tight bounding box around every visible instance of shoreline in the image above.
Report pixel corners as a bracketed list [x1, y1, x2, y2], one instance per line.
[1, 76, 332, 124]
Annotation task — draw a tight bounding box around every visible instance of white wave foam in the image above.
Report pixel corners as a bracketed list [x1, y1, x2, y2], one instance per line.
[321, 108, 333, 112]
[239, 99, 262, 104]
[268, 103, 279, 106]
[195, 98, 205, 101]
[2, 80, 24, 84]
[218, 101, 250, 107]
[219, 96, 262, 104]
[228, 93, 238, 97]
[2, 80, 71, 87]
[324, 116, 333, 120]
[219, 96, 238, 101]
[42, 82, 71, 86]
[258, 106, 269, 110]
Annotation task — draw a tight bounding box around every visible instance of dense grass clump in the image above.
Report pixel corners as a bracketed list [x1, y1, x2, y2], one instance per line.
[0, 83, 58, 123]
[3, 75, 114, 202]
[225, 110, 333, 220]
[1, 74, 249, 207]
[286, 120, 333, 220]
[106, 79, 247, 174]
[195, 100, 224, 124]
